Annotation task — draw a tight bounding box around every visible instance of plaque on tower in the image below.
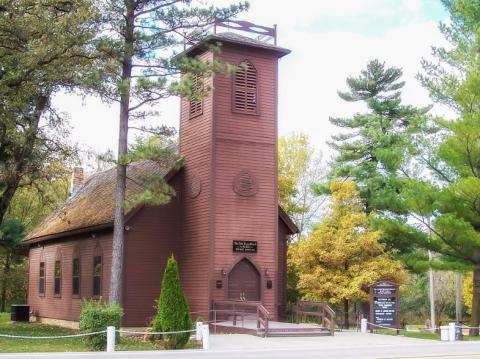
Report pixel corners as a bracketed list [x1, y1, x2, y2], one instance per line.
[233, 169, 258, 197]
[189, 171, 201, 198]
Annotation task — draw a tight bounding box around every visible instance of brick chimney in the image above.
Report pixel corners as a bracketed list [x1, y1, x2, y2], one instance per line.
[70, 167, 84, 195]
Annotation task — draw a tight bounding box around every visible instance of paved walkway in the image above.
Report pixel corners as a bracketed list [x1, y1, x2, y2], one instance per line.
[210, 330, 437, 350]
[0, 332, 479, 359]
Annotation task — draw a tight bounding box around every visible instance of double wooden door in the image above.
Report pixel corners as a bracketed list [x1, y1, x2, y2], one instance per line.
[227, 259, 260, 301]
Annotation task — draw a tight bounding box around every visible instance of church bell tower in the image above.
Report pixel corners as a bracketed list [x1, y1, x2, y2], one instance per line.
[178, 20, 291, 320]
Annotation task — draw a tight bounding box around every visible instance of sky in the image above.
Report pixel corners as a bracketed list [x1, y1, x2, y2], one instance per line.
[53, 0, 451, 163]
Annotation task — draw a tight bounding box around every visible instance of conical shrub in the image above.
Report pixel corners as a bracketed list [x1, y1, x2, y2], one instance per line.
[152, 255, 192, 349]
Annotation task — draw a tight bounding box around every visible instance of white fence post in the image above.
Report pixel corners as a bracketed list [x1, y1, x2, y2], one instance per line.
[202, 324, 210, 350]
[448, 322, 456, 341]
[361, 318, 368, 333]
[106, 326, 116, 352]
[196, 321, 203, 341]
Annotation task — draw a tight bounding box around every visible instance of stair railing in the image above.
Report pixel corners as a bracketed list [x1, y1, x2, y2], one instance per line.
[212, 300, 269, 335]
[256, 304, 270, 337]
[294, 300, 336, 335]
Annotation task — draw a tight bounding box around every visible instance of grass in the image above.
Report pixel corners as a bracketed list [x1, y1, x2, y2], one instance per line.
[375, 328, 480, 341]
[0, 313, 199, 353]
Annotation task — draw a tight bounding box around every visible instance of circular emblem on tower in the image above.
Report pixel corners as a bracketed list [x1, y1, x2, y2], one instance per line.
[233, 169, 258, 197]
[189, 171, 201, 198]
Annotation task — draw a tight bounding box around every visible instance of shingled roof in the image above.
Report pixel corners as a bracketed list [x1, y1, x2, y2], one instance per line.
[24, 160, 178, 243]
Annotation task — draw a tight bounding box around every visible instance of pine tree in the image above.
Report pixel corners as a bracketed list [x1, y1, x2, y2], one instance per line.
[290, 180, 406, 328]
[152, 256, 192, 349]
[324, 60, 429, 215]
[376, 0, 480, 336]
[93, 0, 247, 305]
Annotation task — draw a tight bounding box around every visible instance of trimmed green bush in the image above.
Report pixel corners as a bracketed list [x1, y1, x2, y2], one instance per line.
[152, 255, 192, 349]
[79, 300, 123, 350]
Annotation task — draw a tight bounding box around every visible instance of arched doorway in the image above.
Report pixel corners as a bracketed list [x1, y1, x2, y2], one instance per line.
[228, 258, 261, 301]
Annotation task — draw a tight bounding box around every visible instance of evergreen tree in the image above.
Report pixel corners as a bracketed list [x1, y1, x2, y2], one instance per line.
[0, 219, 24, 312]
[377, 115, 480, 335]
[290, 180, 406, 328]
[378, 0, 480, 335]
[323, 60, 429, 215]
[152, 256, 192, 349]
[93, 0, 247, 304]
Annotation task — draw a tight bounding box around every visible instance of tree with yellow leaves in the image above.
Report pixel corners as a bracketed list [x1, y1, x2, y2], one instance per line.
[289, 180, 406, 328]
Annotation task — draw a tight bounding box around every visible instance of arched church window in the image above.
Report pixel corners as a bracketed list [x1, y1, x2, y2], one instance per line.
[54, 248, 62, 297]
[233, 60, 257, 114]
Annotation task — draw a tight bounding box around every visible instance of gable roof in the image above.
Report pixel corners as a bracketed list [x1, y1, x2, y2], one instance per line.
[24, 160, 178, 244]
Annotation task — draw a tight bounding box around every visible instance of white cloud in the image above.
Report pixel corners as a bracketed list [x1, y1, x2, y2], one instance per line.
[54, 0, 450, 162]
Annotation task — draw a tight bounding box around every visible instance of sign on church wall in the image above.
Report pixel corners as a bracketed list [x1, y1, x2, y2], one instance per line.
[233, 240, 258, 253]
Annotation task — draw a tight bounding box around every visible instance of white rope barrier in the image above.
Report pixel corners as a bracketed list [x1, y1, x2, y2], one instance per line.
[367, 322, 444, 332]
[0, 325, 210, 352]
[117, 329, 196, 335]
[0, 330, 106, 339]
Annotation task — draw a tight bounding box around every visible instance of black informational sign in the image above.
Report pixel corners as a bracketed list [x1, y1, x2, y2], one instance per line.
[369, 281, 399, 330]
[374, 297, 396, 325]
[233, 240, 257, 253]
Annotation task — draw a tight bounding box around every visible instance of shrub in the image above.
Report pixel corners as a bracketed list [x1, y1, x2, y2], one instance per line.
[152, 255, 192, 349]
[79, 300, 123, 350]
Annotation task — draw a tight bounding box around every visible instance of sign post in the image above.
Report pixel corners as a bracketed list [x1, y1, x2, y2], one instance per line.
[369, 281, 399, 333]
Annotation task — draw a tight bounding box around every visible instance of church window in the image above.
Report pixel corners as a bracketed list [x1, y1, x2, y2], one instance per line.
[39, 261, 45, 296]
[93, 255, 102, 297]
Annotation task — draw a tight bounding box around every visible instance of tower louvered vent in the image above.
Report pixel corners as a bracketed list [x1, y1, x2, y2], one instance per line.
[189, 74, 203, 118]
[233, 60, 257, 114]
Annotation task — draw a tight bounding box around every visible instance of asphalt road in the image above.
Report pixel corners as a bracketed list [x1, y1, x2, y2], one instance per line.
[0, 333, 479, 359]
[1, 343, 480, 359]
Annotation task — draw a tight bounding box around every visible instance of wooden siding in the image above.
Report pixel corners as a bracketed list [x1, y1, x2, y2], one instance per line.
[277, 219, 288, 320]
[178, 51, 214, 319]
[28, 231, 112, 322]
[122, 177, 182, 326]
[210, 44, 280, 318]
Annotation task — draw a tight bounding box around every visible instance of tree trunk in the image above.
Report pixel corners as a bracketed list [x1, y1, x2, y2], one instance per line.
[0, 254, 11, 312]
[470, 264, 480, 336]
[109, 3, 135, 305]
[344, 299, 349, 329]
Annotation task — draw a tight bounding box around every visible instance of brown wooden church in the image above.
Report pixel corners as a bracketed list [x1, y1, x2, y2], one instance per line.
[24, 21, 297, 328]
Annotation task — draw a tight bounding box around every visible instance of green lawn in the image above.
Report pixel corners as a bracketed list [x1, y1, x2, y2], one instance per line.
[0, 313, 198, 353]
[375, 328, 480, 341]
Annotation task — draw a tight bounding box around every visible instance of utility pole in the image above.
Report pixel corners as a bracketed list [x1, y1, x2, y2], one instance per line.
[427, 217, 436, 331]
[428, 250, 436, 330]
[455, 272, 463, 322]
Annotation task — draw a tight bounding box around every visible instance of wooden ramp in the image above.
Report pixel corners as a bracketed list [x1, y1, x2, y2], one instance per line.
[212, 319, 332, 337]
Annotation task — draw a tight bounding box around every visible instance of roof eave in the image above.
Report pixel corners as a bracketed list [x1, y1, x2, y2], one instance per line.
[23, 222, 114, 246]
[278, 205, 299, 235]
[174, 34, 291, 61]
